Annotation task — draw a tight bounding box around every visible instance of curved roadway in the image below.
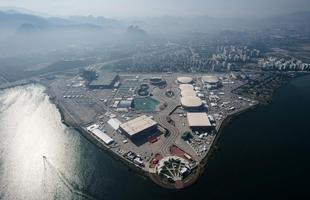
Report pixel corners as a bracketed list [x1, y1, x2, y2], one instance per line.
[153, 85, 181, 156]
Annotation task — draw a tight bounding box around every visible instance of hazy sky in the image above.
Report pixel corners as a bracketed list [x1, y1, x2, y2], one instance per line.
[1, 0, 310, 18]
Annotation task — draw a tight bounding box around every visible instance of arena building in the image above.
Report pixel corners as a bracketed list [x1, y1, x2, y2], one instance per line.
[177, 77, 193, 84]
[181, 89, 197, 97]
[88, 70, 119, 89]
[181, 96, 203, 109]
[119, 115, 158, 141]
[150, 77, 166, 86]
[187, 112, 212, 131]
[201, 75, 221, 90]
[179, 84, 194, 91]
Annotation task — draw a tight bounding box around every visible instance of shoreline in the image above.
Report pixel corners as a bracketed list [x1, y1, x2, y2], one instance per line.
[49, 89, 259, 190]
[49, 91, 149, 179]
[0, 78, 272, 190]
[148, 102, 259, 189]
[1, 72, 302, 190]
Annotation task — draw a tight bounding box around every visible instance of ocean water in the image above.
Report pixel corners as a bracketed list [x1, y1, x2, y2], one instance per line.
[0, 75, 310, 200]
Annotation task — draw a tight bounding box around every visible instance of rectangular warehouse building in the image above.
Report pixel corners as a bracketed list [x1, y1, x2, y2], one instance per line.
[86, 124, 114, 145]
[119, 115, 158, 141]
[91, 129, 114, 145]
[108, 118, 122, 130]
[88, 70, 119, 89]
[187, 112, 212, 131]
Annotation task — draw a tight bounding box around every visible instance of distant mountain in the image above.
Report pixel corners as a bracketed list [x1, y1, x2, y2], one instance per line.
[67, 15, 124, 28]
[15, 22, 102, 33]
[0, 10, 48, 29]
[16, 23, 38, 32]
[126, 25, 148, 40]
[125, 15, 245, 37]
[0, 6, 50, 17]
[127, 25, 147, 35]
[126, 12, 310, 36]
[0, 10, 120, 32]
[1, 8, 310, 37]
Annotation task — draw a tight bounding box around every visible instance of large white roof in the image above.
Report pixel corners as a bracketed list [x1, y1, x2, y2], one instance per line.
[187, 112, 211, 127]
[120, 115, 157, 136]
[177, 77, 193, 84]
[179, 84, 194, 91]
[108, 118, 122, 130]
[90, 129, 114, 145]
[202, 75, 219, 84]
[181, 96, 202, 108]
[181, 89, 197, 97]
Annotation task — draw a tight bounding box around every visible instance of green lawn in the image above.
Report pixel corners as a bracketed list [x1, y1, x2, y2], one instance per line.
[134, 97, 160, 112]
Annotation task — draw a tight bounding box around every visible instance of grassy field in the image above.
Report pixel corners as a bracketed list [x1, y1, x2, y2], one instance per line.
[134, 97, 160, 112]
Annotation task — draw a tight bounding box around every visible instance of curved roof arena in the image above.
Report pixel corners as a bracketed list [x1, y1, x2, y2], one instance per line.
[181, 96, 203, 108]
[201, 75, 219, 84]
[179, 84, 194, 91]
[177, 77, 193, 84]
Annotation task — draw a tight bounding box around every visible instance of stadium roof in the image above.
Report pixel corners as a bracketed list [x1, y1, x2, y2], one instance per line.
[89, 70, 118, 86]
[181, 96, 202, 108]
[120, 115, 157, 136]
[177, 77, 193, 84]
[118, 100, 133, 108]
[201, 75, 219, 84]
[187, 112, 211, 127]
[179, 84, 194, 91]
[181, 89, 197, 97]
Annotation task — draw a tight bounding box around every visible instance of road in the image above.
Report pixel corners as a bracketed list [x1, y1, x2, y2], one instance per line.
[156, 114, 179, 156]
[152, 85, 181, 156]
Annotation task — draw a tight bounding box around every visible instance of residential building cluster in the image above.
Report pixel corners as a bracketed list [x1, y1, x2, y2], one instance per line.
[258, 57, 310, 71]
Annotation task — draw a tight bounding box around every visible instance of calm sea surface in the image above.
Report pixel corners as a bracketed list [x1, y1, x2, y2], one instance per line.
[0, 75, 310, 199]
